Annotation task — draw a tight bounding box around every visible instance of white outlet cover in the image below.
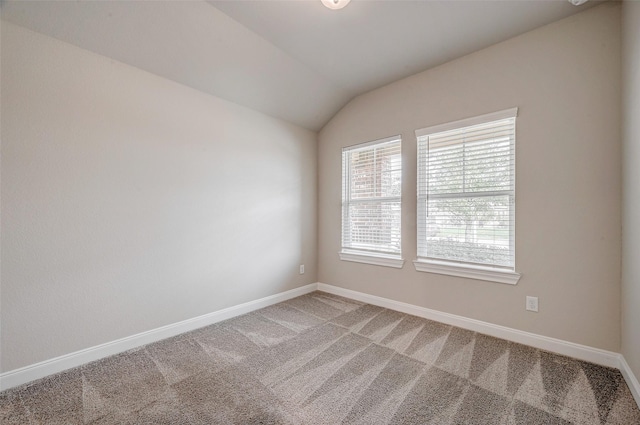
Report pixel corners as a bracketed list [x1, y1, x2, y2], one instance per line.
[526, 296, 539, 312]
[299, 265, 305, 274]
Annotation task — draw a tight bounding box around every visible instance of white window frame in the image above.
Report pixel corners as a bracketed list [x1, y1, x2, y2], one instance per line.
[414, 108, 521, 284]
[340, 135, 404, 268]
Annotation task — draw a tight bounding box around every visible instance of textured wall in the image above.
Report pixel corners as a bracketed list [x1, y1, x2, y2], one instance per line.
[0, 22, 317, 372]
[622, 0, 640, 381]
[318, 4, 621, 351]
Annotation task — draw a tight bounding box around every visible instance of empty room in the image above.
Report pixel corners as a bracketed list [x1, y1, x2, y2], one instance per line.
[1, 0, 639, 424]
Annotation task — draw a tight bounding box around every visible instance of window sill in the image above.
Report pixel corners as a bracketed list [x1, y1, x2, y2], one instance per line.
[339, 251, 405, 269]
[413, 259, 521, 285]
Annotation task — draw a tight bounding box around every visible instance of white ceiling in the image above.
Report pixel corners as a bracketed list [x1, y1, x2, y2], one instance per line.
[1, 0, 598, 131]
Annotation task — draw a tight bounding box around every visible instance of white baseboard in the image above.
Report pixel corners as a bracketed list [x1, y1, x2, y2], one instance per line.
[0, 283, 317, 392]
[317, 283, 621, 368]
[619, 355, 640, 408]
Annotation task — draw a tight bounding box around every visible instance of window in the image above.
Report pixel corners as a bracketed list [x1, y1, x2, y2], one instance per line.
[340, 136, 404, 268]
[414, 108, 520, 284]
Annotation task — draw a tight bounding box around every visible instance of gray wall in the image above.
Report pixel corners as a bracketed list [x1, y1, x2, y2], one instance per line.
[0, 22, 317, 372]
[622, 0, 640, 381]
[318, 4, 622, 351]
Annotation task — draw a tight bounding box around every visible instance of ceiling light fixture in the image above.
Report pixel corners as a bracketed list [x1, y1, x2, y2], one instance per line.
[321, 0, 351, 10]
[568, 0, 588, 5]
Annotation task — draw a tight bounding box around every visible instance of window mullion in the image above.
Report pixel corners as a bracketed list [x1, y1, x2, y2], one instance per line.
[428, 190, 512, 199]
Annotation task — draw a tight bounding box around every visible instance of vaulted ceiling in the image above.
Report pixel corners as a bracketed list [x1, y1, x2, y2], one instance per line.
[1, 0, 599, 131]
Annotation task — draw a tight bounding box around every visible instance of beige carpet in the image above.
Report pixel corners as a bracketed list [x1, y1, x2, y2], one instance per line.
[1, 291, 639, 424]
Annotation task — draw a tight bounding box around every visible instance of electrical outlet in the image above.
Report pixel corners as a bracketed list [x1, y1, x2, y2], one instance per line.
[526, 296, 539, 312]
[299, 265, 305, 274]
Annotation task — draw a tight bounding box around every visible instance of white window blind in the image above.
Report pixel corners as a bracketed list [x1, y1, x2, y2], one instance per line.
[342, 136, 402, 257]
[416, 108, 517, 270]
